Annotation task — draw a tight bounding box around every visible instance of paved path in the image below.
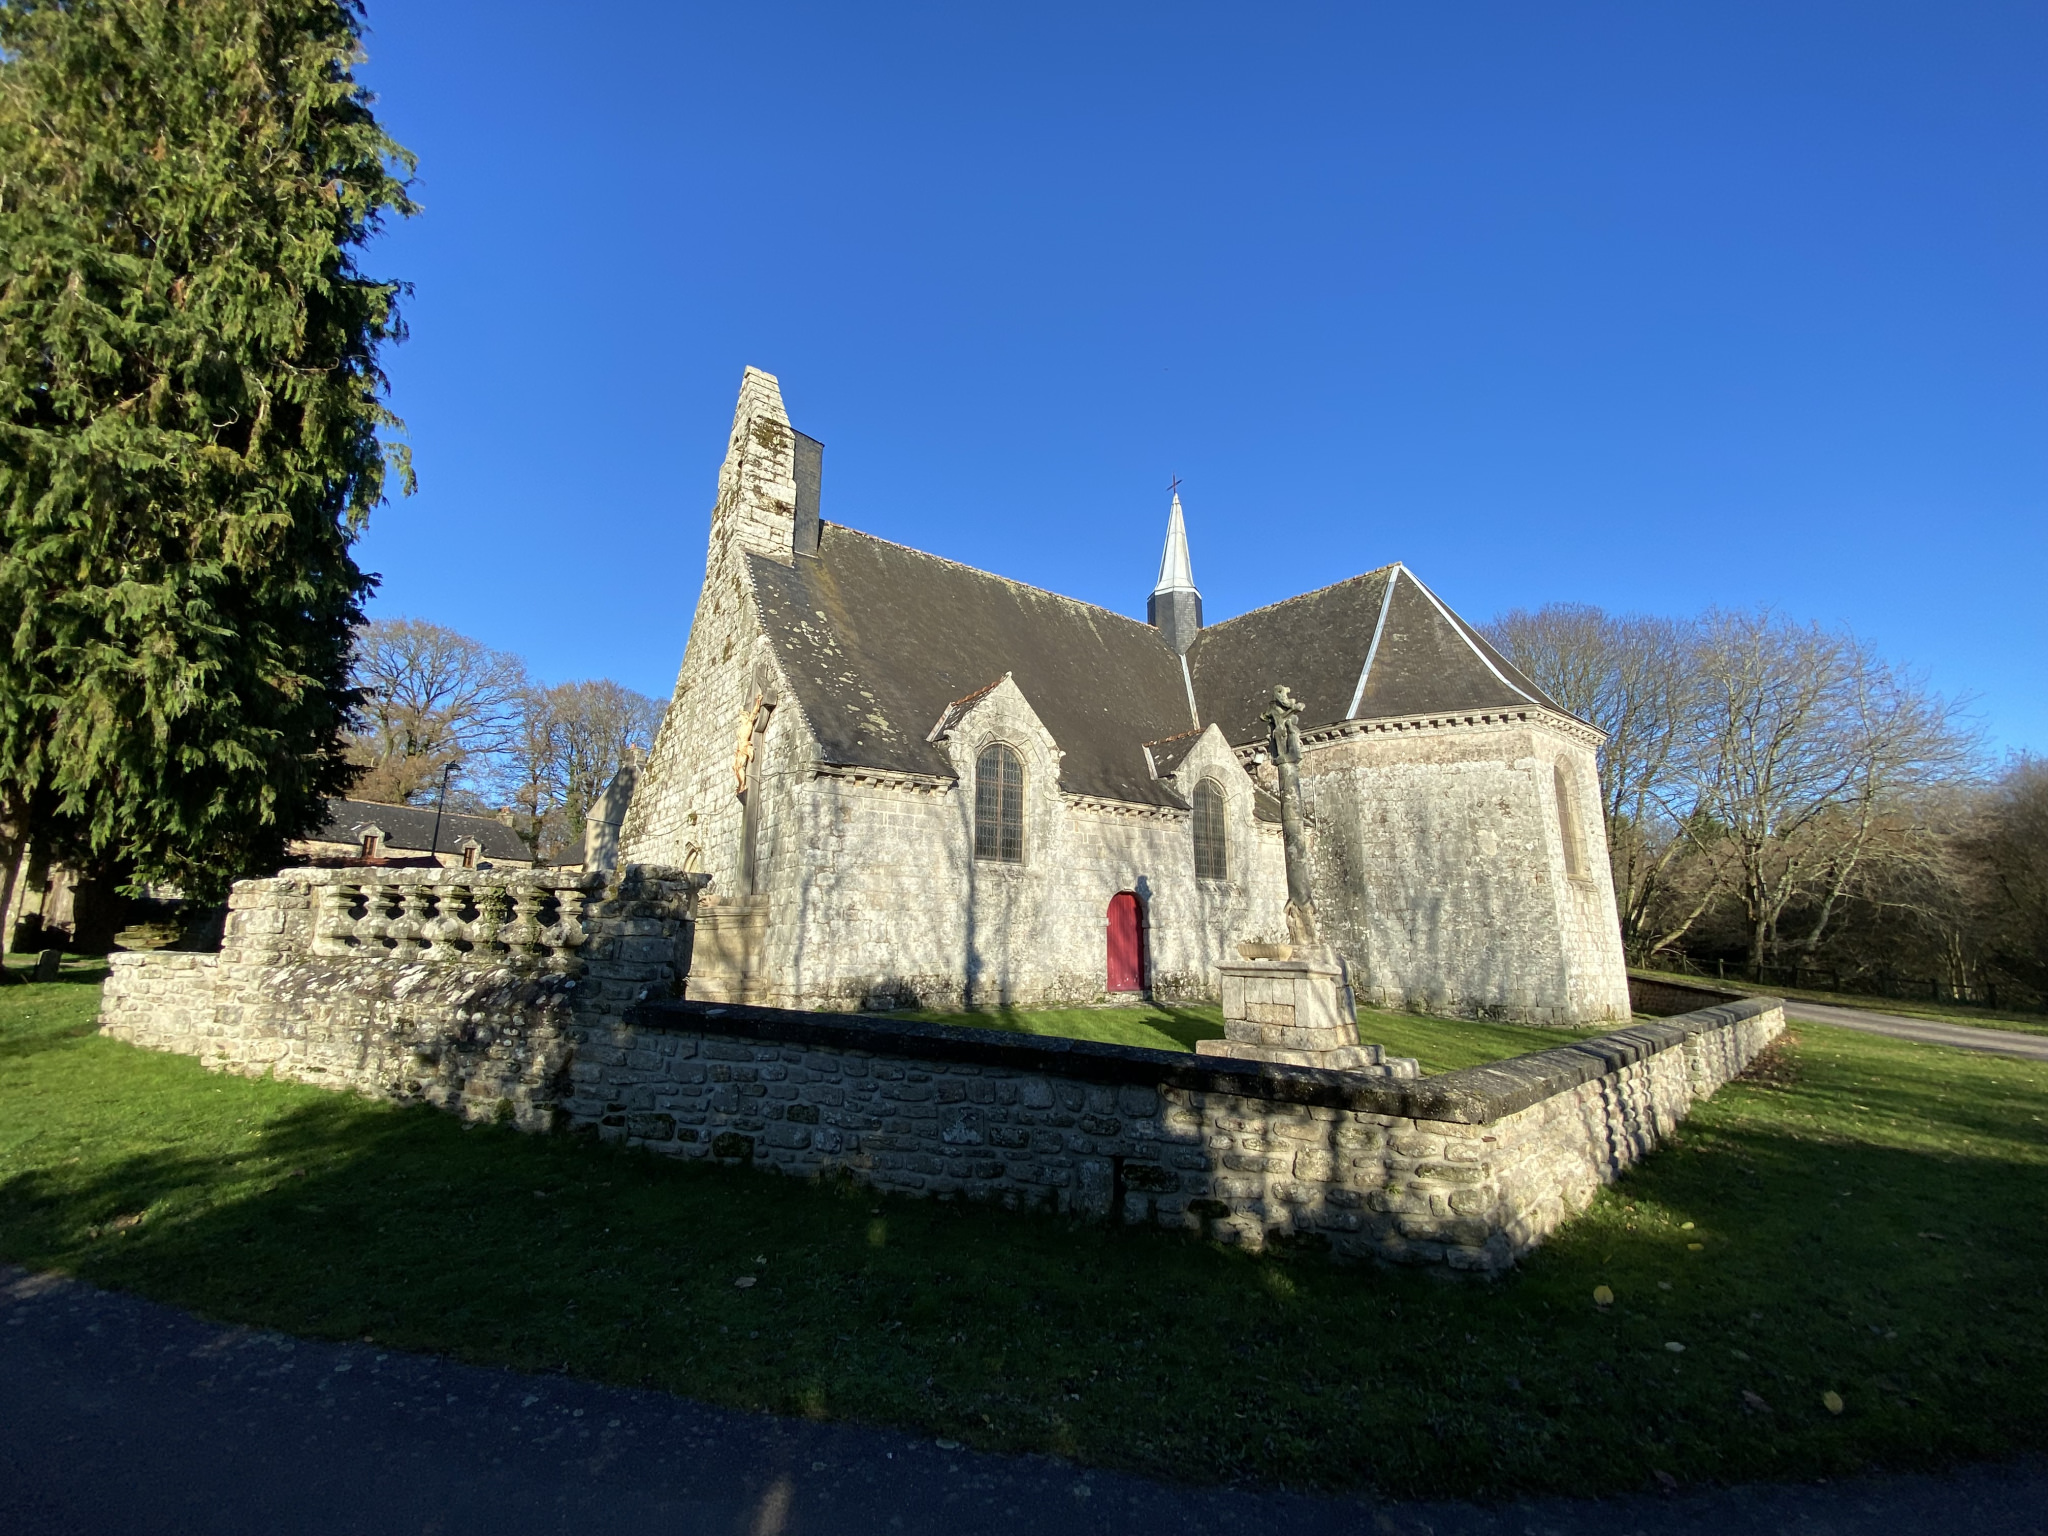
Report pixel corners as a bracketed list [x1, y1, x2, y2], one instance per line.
[4, 1268, 2045, 1536]
[1781, 1001, 2048, 1062]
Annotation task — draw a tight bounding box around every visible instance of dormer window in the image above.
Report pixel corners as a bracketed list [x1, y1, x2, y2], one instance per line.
[974, 744, 1024, 862]
[457, 837, 481, 870]
[360, 826, 384, 860]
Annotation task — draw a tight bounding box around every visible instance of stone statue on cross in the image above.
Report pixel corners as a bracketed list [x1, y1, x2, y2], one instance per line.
[1260, 684, 1319, 946]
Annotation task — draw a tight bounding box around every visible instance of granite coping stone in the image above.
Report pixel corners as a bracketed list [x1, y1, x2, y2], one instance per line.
[620, 996, 1784, 1127]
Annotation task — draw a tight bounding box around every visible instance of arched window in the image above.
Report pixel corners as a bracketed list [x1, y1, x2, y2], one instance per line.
[975, 743, 1024, 862]
[1554, 762, 1587, 879]
[1192, 779, 1228, 880]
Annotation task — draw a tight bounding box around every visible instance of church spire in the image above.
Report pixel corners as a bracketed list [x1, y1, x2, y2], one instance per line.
[1153, 492, 1197, 597]
[1147, 490, 1203, 654]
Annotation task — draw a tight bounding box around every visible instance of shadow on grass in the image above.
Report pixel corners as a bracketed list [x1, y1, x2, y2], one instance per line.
[2, 1018, 2045, 1498]
[883, 1001, 1224, 1054]
[0, 970, 111, 1058]
[885, 999, 1589, 1073]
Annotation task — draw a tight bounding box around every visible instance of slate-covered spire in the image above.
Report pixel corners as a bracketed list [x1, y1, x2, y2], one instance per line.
[1147, 492, 1203, 654]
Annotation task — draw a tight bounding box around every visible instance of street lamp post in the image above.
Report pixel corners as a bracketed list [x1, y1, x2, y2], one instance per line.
[429, 761, 461, 864]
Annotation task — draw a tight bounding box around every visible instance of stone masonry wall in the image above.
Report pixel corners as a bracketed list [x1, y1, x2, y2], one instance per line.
[1300, 714, 1632, 1027]
[99, 865, 705, 1132]
[564, 998, 1778, 1273]
[719, 686, 1287, 1012]
[98, 892, 1780, 1274]
[620, 366, 803, 890]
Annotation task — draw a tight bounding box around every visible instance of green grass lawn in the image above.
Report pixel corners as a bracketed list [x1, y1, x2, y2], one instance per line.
[2, 972, 2045, 1499]
[1632, 966, 2048, 1039]
[883, 1000, 1603, 1074]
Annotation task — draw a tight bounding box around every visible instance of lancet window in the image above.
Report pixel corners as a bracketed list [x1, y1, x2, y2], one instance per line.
[975, 744, 1024, 862]
[1192, 779, 1228, 881]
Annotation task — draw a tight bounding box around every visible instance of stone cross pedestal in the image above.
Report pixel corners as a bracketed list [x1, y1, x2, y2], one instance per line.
[1198, 945, 1420, 1079]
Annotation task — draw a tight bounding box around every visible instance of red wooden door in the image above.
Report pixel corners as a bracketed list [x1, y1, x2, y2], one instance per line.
[1106, 892, 1145, 993]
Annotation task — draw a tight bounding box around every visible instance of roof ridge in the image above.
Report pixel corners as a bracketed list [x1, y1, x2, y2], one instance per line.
[331, 795, 501, 821]
[1195, 563, 1401, 635]
[1345, 563, 1406, 718]
[1395, 568, 1543, 709]
[825, 524, 1177, 642]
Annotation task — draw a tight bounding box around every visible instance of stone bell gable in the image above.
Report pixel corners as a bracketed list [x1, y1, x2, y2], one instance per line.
[622, 368, 1630, 1025]
[620, 369, 812, 886]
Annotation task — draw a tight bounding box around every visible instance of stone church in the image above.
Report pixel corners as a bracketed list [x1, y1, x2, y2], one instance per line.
[619, 369, 1630, 1026]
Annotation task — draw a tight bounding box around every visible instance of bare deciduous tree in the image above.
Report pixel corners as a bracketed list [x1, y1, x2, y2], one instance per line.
[1678, 608, 1976, 973]
[490, 679, 664, 861]
[346, 618, 529, 806]
[1968, 757, 2048, 998]
[1485, 604, 1700, 959]
[1490, 602, 1981, 979]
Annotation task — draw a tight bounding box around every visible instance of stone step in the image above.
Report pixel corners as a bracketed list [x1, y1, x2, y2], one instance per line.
[1195, 1037, 1422, 1079]
[1219, 1020, 1364, 1052]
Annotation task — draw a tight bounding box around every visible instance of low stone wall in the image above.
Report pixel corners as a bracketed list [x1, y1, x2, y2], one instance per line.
[99, 878, 1783, 1273]
[1627, 972, 1753, 1018]
[573, 997, 1781, 1271]
[99, 864, 706, 1131]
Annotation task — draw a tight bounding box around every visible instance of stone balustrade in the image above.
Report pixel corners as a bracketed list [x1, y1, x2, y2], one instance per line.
[307, 870, 599, 970]
[100, 864, 710, 1128]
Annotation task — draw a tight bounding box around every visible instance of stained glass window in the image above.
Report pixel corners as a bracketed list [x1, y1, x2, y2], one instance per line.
[975, 744, 1024, 862]
[1193, 779, 1228, 880]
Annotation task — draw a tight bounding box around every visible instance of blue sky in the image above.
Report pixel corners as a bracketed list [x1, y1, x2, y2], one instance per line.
[352, 2, 2046, 753]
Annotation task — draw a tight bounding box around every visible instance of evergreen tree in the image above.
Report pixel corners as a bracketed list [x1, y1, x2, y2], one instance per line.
[0, 0, 415, 922]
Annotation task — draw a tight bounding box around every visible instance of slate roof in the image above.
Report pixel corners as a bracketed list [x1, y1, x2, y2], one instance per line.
[306, 799, 533, 863]
[748, 529, 1578, 809]
[1186, 563, 1564, 748]
[748, 528, 1196, 807]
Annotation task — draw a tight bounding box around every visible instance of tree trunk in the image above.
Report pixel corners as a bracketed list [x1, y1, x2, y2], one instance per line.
[0, 795, 29, 961]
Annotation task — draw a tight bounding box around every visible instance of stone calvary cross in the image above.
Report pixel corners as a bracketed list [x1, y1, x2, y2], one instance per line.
[1192, 685, 1422, 1079]
[1260, 683, 1319, 946]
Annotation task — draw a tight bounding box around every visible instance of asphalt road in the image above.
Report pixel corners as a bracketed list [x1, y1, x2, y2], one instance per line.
[4, 1266, 2045, 1536]
[1781, 1002, 2048, 1062]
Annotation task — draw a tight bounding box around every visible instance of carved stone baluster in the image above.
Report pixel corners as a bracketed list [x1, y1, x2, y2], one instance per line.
[427, 883, 471, 960]
[498, 883, 545, 964]
[388, 883, 430, 961]
[540, 885, 587, 971]
[471, 884, 509, 958]
[314, 882, 361, 955]
[356, 883, 396, 954]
